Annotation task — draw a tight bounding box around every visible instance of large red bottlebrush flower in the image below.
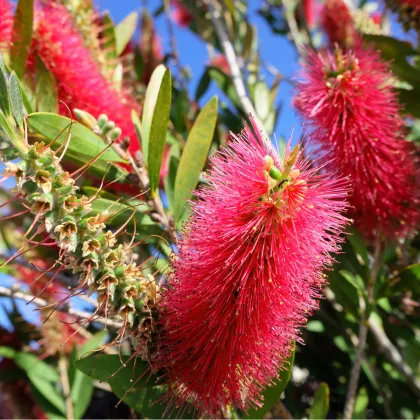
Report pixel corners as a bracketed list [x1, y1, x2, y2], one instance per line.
[294, 45, 419, 239]
[0, 0, 13, 50]
[33, 3, 141, 154]
[155, 116, 349, 416]
[321, 0, 356, 48]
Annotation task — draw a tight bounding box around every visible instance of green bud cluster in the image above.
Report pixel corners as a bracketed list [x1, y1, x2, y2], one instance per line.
[4, 142, 158, 352]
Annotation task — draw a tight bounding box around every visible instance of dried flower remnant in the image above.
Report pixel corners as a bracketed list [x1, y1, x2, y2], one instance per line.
[294, 45, 419, 239]
[156, 116, 349, 416]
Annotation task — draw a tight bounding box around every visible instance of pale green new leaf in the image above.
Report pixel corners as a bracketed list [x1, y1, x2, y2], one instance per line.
[115, 12, 138, 56]
[173, 96, 218, 223]
[143, 66, 172, 194]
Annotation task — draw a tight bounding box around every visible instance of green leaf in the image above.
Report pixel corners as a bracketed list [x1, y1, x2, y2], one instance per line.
[30, 374, 66, 414]
[9, 72, 24, 126]
[397, 88, 420, 118]
[75, 354, 162, 392]
[347, 228, 369, 267]
[253, 80, 271, 122]
[102, 13, 117, 62]
[195, 68, 211, 102]
[174, 96, 218, 223]
[142, 64, 167, 163]
[208, 67, 241, 109]
[35, 57, 58, 113]
[144, 66, 172, 194]
[164, 144, 180, 213]
[30, 383, 66, 420]
[243, 343, 295, 419]
[90, 197, 156, 231]
[386, 264, 420, 296]
[0, 346, 17, 358]
[352, 387, 369, 419]
[115, 12, 138, 56]
[28, 113, 126, 163]
[309, 383, 330, 419]
[0, 56, 10, 116]
[339, 270, 365, 295]
[10, 0, 34, 78]
[363, 35, 416, 59]
[70, 332, 106, 419]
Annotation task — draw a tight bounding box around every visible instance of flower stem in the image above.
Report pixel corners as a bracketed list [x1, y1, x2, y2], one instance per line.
[343, 237, 382, 419]
[58, 354, 74, 420]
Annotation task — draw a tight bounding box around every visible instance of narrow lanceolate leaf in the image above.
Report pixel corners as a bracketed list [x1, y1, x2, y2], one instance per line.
[75, 354, 162, 392]
[309, 383, 330, 419]
[115, 11, 138, 56]
[173, 96, 218, 223]
[35, 57, 58, 113]
[28, 113, 126, 163]
[143, 66, 172, 194]
[0, 58, 9, 116]
[102, 13, 117, 63]
[243, 344, 295, 419]
[10, 0, 34, 79]
[9, 72, 24, 126]
[142, 65, 168, 164]
[131, 109, 142, 151]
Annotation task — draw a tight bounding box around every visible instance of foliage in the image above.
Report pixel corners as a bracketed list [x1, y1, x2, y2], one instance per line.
[0, 0, 418, 419]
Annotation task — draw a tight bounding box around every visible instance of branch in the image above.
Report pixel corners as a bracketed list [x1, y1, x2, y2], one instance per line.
[368, 316, 420, 399]
[0, 285, 123, 328]
[58, 354, 74, 420]
[343, 238, 382, 419]
[282, 0, 305, 53]
[204, 0, 272, 149]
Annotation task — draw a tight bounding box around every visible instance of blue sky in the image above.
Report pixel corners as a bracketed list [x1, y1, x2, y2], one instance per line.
[95, 0, 300, 137]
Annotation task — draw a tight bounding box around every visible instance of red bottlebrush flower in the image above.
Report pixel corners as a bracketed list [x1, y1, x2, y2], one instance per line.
[321, 0, 356, 48]
[33, 3, 141, 154]
[155, 116, 349, 416]
[209, 54, 231, 75]
[0, 0, 13, 50]
[294, 45, 419, 239]
[171, 0, 193, 27]
[303, 0, 316, 27]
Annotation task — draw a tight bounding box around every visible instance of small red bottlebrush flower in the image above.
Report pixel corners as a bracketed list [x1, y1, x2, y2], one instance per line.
[33, 3, 141, 154]
[321, 0, 356, 48]
[155, 116, 349, 416]
[294, 45, 419, 239]
[303, 0, 316, 27]
[171, 0, 193, 27]
[209, 54, 231, 75]
[0, 0, 13, 50]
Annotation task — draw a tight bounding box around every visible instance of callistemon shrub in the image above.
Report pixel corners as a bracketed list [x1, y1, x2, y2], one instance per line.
[156, 116, 350, 416]
[295, 45, 419, 239]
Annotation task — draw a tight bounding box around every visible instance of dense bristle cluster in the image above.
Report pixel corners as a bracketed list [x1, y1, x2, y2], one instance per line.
[321, 0, 356, 48]
[0, 0, 13, 50]
[33, 3, 140, 154]
[294, 45, 419, 239]
[155, 117, 349, 416]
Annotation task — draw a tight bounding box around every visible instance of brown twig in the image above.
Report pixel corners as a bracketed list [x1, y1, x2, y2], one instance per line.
[0, 285, 123, 328]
